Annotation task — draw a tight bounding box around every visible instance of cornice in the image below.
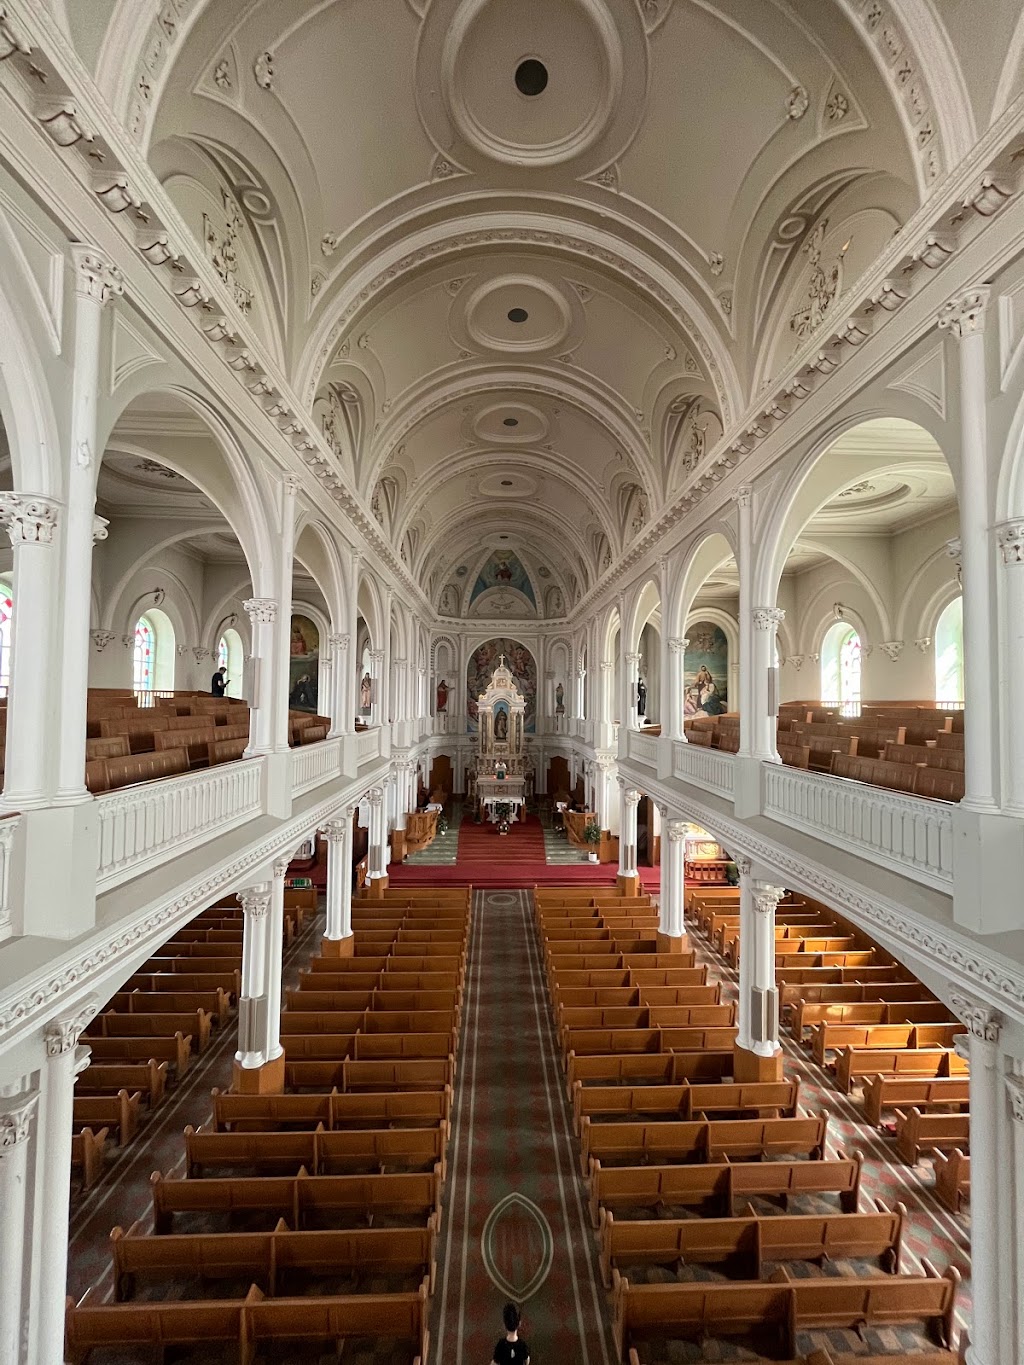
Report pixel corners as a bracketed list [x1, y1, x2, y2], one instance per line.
[0, 773, 388, 1054]
[0, 2, 430, 618]
[616, 758, 1024, 1029]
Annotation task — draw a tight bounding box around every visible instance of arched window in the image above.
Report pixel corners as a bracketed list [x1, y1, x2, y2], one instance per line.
[133, 616, 154, 691]
[218, 628, 244, 698]
[0, 582, 12, 697]
[217, 637, 228, 674]
[821, 622, 861, 714]
[935, 596, 964, 707]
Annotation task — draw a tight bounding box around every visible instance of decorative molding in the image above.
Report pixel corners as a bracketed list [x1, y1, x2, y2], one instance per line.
[752, 883, 786, 915]
[879, 640, 904, 662]
[937, 286, 991, 339]
[43, 997, 100, 1056]
[665, 820, 688, 843]
[92, 515, 109, 543]
[237, 885, 270, 919]
[752, 607, 785, 632]
[0, 493, 59, 545]
[90, 629, 116, 652]
[949, 989, 1001, 1041]
[996, 521, 1024, 565]
[69, 243, 124, 306]
[243, 597, 278, 626]
[785, 85, 809, 120]
[1007, 1075, 1024, 1124]
[0, 1090, 37, 1147]
[253, 50, 274, 91]
[914, 636, 933, 653]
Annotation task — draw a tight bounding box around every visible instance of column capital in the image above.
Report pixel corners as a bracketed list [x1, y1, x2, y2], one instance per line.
[90, 629, 117, 652]
[366, 786, 384, 806]
[599, 660, 612, 672]
[752, 606, 785, 632]
[43, 997, 99, 1057]
[879, 640, 904, 662]
[734, 854, 752, 876]
[0, 492, 60, 546]
[752, 882, 786, 915]
[665, 820, 688, 843]
[272, 855, 291, 879]
[731, 484, 752, 510]
[995, 520, 1024, 565]
[328, 633, 350, 650]
[243, 596, 278, 625]
[369, 649, 385, 665]
[320, 814, 353, 841]
[0, 1089, 38, 1148]
[937, 286, 990, 338]
[667, 637, 688, 655]
[1006, 1074, 1024, 1123]
[92, 514, 109, 544]
[236, 884, 271, 919]
[625, 652, 642, 666]
[950, 989, 1001, 1041]
[620, 785, 641, 807]
[69, 243, 124, 306]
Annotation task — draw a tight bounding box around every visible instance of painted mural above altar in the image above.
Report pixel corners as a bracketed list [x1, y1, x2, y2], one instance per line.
[469, 551, 537, 617]
[467, 637, 537, 733]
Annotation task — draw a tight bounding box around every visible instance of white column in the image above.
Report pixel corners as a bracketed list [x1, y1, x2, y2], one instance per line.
[751, 607, 785, 762]
[996, 522, 1024, 813]
[366, 786, 388, 881]
[265, 858, 289, 1061]
[600, 660, 613, 725]
[938, 290, 997, 810]
[35, 1003, 96, 1365]
[417, 665, 427, 730]
[327, 633, 351, 736]
[574, 665, 585, 722]
[735, 859, 755, 1051]
[950, 991, 1002, 1365]
[625, 652, 641, 730]
[735, 485, 755, 755]
[56, 247, 123, 801]
[660, 816, 687, 938]
[235, 884, 271, 1067]
[242, 598, 279, 755]
[322, 814, 355, 941]
[665, 638, 686, 742]
[0, 1088, 38, 1365]
[0, 497, 62, 807]
[749, 880, 785, 1056]
[1006, 1070, 1024, 1365]
[368, 649, 385, 727]
[617, 782, 640, 877]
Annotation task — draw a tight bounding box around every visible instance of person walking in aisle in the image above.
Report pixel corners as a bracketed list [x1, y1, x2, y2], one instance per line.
[210, 666, 228, 697]
[491, 1303, 530, 1365]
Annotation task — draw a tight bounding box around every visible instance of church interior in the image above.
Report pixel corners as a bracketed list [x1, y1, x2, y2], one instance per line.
[0, 1, 1023, 1361]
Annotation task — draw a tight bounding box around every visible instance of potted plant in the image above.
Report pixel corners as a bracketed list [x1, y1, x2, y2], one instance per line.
[493, 802, 513, 835]
[582, 820, 602, 863]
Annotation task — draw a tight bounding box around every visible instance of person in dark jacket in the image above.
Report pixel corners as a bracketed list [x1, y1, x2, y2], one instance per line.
[491, 1303, 529, 1365]
[211, 667, 228, 697]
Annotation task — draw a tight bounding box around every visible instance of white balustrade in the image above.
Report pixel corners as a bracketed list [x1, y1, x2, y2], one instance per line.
[672, 740, 736, 799]
[627, 730, 659, 768]
[0, 815, 19, 943]
[355, 727, 381, 766]
[96, 759, 264, 890]
[291, 737, 342, 794]
[762, 762, 954, 890]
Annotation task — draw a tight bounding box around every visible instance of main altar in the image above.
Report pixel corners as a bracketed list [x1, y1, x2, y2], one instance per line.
[467, 655, 533, 821]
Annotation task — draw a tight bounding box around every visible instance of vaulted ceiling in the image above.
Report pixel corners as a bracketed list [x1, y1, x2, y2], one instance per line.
[79, 0, 964, 616]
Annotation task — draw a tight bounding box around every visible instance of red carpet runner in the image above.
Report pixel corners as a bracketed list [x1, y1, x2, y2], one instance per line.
[456, 813, 547, 862]
[432, 889, 616, 1365]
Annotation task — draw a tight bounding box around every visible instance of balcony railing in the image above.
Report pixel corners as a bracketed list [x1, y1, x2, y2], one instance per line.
[672, 740, 736, 800]
[762, 761, 953, 890]
[96, 757, 264, 891]
[291, 736, 342, 795]
[626, 729, 659, 768]
[355, 726, 382, 766]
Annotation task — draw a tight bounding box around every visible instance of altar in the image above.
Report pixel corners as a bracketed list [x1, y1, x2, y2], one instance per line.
[477, 776, 527, 821]
[467, 655, 533, 821]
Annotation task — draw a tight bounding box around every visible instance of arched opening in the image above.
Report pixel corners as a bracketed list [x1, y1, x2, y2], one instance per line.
[935, 596, 964, 707]
[132, 606, 175, 695]
[218, 627, 244, 698]
[132, 616, 155, 692]
[821, 621, 862, 714]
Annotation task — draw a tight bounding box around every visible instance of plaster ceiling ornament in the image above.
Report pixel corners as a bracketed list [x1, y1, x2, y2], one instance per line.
[786, 85, 809, 120]
[717, 291, 733, 317]
[914, 637, 933, 652]
[825, 90, 850, 122]
[708, 253, 724, 276]
[253, 50, 274, 91]
[789, 220, 849, 342]
[203, 189, 253, 315]
[213, 58, 231, 90]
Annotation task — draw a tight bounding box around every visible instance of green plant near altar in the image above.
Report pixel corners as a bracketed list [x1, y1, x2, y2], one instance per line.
[493, 802, 513, 823]
[582, 820, 602, 845]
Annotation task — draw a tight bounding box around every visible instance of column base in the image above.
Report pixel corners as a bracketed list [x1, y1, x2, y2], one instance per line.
[391, 830, 407, 862]
[732, 1044, 785, 1083]
[364, 875, 389, 899]
[616, 872, 640, 895]
[320, 934, 355, 958]
[232, 1054, 286, 1094]
[656, 931, 690, 954]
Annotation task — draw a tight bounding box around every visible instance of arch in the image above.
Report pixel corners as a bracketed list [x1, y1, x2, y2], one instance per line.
[626, 577, 662, 653]
[0, 240, 62, 496]
[218, 627, 245, 699]
[668, 529, 737, 639]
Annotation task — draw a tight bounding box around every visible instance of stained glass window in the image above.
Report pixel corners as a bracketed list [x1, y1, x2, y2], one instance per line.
[0, 583, 12, 697]
[821, 622, 861, 712]
[217, 636, 228, 674]
[935, 597, 964, 706]
[133, 616, 154, 691]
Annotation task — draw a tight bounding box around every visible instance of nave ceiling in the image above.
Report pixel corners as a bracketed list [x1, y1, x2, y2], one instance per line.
[52, 0, 1024, 617]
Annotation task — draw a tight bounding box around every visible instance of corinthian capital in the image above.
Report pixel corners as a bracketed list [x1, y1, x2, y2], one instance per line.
[752, 882, 786, 915]
[328, 633, 350, 651]
[0, 1091, 38, 1148]
[236, 884, 271, 919]
[0, 493, 60, 546]
[69, 244, 124, 306]
[937, 287, 990, 338]
[996, 521, 1024, 566]
[43, 997, 100, 1057]
[243, 597, 278, 626]
[950, 990, 1001, 1042]
[752, 606, 785, 632]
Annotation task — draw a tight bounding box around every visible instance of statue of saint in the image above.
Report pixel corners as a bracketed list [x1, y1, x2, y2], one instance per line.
[360, 672, 372, 711]
[436, 678, 449, 713]
[494, 708, 509, 741]
[637, 677, 647, 717]
[555, 681, 565, 713]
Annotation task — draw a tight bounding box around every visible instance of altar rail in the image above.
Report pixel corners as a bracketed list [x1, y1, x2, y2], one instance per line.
[96, 759, 264, 891]
[762, 762, 954, 890]
[672, 740, 736, 800]
[292, 737, 342, 794]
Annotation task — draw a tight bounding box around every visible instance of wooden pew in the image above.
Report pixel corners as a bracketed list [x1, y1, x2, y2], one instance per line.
[565, 1050, 733, 1101]
[285, 1056, 455, 1093]
[73, 1090, 143, 1148]
[598, 1203, 904, 1287]
[562, 1026, 738, 1059]
[77, 1060, 168, 1107]
[811, 1021, 961, 1066]
[183, 1121, 449, 1177]
[71, 1128, 108, 1189]
[572, 1079, 799, 1133]
[587, 1150, 863, 1227]
[791, 999, 948, 1039]
[127, 970, 241, 999]
[211, 1086, 452, 1131]
[611, 1262, 960, 1361]
[862, 1074, 970, 1127]
[151, 1165, 442, 1233]
[88, 1008, 213, 1054]
[578, 1110, 829, 1176]
[80, 1032, 192, 1078]
[933, 1148, 970, 1213]
[836, 1046, 967, 1095]
[110, 1216, 438, 1299]
[107, 988, 232, 1028]
[893, 1108, 971, 1164]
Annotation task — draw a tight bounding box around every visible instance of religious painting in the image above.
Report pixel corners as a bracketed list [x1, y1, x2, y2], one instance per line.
[466, 637, 537, 733]
[683, 622, 728, 716]
[288, 613, 319, 713]
[469, 551, 537, 610]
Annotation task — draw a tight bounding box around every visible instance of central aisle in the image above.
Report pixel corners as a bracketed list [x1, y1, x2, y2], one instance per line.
[432, 889, 616, 1365]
